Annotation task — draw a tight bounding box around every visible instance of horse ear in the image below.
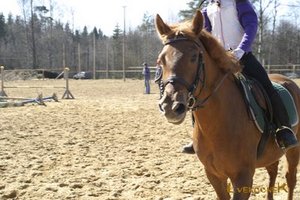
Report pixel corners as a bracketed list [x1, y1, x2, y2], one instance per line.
[191, 10, 203, 35]
[155, 14, 171, 38]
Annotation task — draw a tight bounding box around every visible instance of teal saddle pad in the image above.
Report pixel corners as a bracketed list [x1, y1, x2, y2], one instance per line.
[239, 75, 298, 133]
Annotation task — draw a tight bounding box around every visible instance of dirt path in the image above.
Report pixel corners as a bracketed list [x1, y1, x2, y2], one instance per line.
[0, 79, 299, 199]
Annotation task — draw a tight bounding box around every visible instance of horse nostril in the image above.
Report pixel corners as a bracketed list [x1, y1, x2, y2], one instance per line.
[158, 103, 165, 113]
[173, 103, 186, 115]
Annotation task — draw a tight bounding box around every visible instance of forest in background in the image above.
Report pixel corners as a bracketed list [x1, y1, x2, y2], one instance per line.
[0, 0, 300, 75]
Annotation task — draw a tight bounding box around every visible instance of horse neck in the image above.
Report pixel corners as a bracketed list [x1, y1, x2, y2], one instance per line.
[194, 54, 242, 134]
[201, 53, 230, 96]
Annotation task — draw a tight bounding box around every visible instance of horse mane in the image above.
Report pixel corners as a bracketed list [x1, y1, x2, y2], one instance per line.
[199, 30, 242, 73]
[159, 21, 242, 74]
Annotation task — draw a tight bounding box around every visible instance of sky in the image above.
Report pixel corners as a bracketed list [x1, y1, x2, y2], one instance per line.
[0, 0, 190, 36]
[1, 0, 298, 36]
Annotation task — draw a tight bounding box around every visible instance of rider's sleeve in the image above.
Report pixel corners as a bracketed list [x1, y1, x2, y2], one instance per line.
[236, 0, 258, 53]
[202, 8, 212, 32]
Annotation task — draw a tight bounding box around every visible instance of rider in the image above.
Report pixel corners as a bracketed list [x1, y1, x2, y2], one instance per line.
[182, 0, 299, 154]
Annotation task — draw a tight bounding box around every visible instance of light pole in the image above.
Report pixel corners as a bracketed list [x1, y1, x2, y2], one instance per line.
[122, 6, 126, 81]
[93, 31, 96, 79]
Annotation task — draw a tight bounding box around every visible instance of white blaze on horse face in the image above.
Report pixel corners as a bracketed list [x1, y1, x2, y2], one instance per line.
[170, 50, 183, 67]
[164, 46, 184, 74]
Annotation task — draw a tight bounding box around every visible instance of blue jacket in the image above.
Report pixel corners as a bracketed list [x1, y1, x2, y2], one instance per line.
[143, 66, 150, 80]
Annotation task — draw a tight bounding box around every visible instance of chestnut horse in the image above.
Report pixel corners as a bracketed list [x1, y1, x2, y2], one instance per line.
[155, 10, 300, 200]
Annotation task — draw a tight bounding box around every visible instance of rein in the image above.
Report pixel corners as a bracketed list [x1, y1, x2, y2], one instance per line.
[157, 36, 229, 110]
[190, 71, 229, 110]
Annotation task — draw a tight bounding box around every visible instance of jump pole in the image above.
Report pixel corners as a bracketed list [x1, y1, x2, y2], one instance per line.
[0, 66, 74, 99]
[62, 67, 75, 99]
[0, 66, 7, 97]
[0, 93, 58, 102]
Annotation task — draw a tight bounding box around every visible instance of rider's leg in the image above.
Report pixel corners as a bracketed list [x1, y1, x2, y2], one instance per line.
[182, 113, 195, 154]
[241, 52, 298, 150]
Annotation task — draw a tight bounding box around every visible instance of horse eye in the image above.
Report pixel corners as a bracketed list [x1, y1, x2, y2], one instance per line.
[191, 54, 198, 62]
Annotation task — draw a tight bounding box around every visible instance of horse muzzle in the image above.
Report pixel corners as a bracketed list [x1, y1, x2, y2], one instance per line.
[158, 92, 188, 124]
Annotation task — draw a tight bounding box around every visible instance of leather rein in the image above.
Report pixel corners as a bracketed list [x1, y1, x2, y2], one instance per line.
[156, 36, 229, 111]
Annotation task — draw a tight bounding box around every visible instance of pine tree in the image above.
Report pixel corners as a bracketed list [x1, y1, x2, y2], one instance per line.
[92, 27, 99, 40]
[112, 24, 122, 40]
[112, 24, 123, 71]
[179, 0, 206, 20]
[179, 0, 257, 20]
[0, 13, 6, 40]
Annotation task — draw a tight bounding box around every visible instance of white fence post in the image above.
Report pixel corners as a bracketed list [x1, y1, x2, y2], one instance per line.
[0, 66, 7, 97]
[293, 65, 296, 74]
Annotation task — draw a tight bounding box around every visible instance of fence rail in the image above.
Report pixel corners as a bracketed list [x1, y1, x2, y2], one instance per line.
[1, 64, 300, 80]
[264, 64, 300, 74]
[95, 64, 300, 79]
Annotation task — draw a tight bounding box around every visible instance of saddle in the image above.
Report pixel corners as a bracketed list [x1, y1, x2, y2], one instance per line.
[235, 73, 299, 157]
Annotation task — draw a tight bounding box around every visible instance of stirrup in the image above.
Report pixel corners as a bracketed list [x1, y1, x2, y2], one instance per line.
[275, 126, 299, 151]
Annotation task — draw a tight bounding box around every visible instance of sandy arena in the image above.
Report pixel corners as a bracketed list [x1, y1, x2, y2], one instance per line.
[0, 79, 299, 200]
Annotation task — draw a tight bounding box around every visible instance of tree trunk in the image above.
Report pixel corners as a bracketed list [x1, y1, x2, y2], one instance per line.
[30, 0, 37, 69]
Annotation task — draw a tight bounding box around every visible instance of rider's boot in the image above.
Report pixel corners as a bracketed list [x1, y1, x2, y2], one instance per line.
[182, 113, 196, 154]
[182, 141, 195, 154]
[270, 91, 299, 151]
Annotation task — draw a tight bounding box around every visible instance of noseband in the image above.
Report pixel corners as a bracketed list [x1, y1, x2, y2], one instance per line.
[155, 37, 205, 110]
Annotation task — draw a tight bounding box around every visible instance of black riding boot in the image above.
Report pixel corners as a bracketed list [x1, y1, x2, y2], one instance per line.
[270, 91, 299, 150]
[182, 141, 195, 154]
[182, 113, 196, 154]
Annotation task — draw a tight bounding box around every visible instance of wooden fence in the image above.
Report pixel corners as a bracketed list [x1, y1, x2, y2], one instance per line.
[264, 64, 300, 75]
[95, 64, 300, 79]
[1, 64, 300, 82]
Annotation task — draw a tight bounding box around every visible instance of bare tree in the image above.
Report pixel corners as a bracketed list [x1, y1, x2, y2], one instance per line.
[30, 0, 38, 68]
[256, 0, 273, 61]
[18, 0, 31, 67]
[267, 0, 279, 64]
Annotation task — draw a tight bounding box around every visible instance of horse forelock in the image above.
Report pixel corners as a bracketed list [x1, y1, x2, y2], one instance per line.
[160, 21, 199, 44]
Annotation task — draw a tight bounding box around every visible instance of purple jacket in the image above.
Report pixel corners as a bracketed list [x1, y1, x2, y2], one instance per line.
[202, 0, 258, 53]
[142, 65, 151, 80]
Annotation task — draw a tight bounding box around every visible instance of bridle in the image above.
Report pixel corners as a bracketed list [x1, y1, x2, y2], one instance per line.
[155, 36, 229, 111]
[155, 36, 205, 110]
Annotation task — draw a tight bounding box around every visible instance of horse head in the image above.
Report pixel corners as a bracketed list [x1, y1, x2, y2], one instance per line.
[155, 10, 241, 124]
[155, 10, 205, 124]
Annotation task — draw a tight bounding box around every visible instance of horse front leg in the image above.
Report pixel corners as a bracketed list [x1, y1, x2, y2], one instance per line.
[205, 169, 230, 200]
[230, 169, 255, 200]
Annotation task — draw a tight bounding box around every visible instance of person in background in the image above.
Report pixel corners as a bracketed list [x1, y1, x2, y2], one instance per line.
[142, 62, 151, 94]
[182, 0, 298, 154]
